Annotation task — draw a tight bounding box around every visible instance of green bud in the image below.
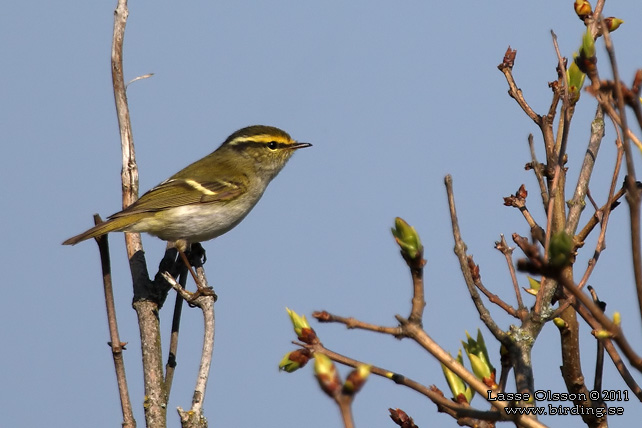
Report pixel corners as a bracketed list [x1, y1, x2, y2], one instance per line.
[468, 354, 492, 380]
[343, 364, 371, 395]
[279, 349, 312, 373]
[286, 307, 310, 337]
[613, 312, 621, 326]
[524, 276, 541, 296]
[549, 231, 573, 268]
[391, 217, 423, 259]
[580, 27, 595, 59]
[553, 317, 567, 329]
[462, 330, 495, 386]
[462, 330, 495, 374]
[314, 353, 342, 398]
[594, 330, 613, 339]
[604, 17, 624, 32]
[566, 55, 586, 104]
[279, 352, 300, 373]
[441, 350, 474, 403]
[574, 0, 592, 19]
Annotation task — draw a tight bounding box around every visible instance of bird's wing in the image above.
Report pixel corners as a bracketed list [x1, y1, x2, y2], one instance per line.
[109, 176, 247, 218]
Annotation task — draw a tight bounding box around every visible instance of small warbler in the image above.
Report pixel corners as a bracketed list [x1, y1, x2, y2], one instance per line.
[63, 125, 311, 246]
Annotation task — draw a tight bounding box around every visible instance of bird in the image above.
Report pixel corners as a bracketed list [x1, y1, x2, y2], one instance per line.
[63, 125, 311, 247]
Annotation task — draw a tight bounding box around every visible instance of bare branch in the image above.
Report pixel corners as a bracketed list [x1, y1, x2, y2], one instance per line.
[111, 0, 141, 257]
[495, 235, 526, 315]
[526, 134, 549, 210]
[111, 1, 168, 426]
[313, 311, 403, 336]
[497, 47, 542, 126]
[588, 287, 606, 395]
[163, 267, 215, 428]
[126, 72, 154, 88]
[408, 258, 426, 325]
[602, 18, 642, 328]
[445, 175, 507, 341]
[566, 106, 605, 235]
[468, 255, 519, 318]
[571, 123, 625, 296]
[544, 30, 571, 253]
[163, 250, 188, 404]
[575, 186, 626, 246]
[94, 215, 136, 428]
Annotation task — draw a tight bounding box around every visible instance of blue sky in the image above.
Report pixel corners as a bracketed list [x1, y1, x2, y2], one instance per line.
[2, 1, 641, 427]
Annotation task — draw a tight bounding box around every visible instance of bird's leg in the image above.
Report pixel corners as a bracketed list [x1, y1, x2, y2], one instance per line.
[176, 242, 216, 302]
[178, 249, 202, 287]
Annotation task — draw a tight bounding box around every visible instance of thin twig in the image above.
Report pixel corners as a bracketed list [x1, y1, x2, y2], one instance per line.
[495, 235, 526, 314]
[126, 72, 154, 88]
[408, 257, 426, 324]
[336, 397, 354, 428]
[163, 250, 187, 404]
[553, 109, 622, 320]
[575, 186, 626, 246]
[533, 31, 571, 319]
[588, 287, 606, 394]
[445, 175, 507, 342]
[470, 258, 518, 318]
[596, 98, 642, 148]
[497, 48, 542, 126]
[313, 311, 403, 336]
[526, 134, 549, 210]
[602, 18, 642, 327]
[95, 215, 136, 428]
[575, 125, 624, 289]
[588, 0, 607, 39]
[544, 30, 571, 252]
[504, 190, 546, 246]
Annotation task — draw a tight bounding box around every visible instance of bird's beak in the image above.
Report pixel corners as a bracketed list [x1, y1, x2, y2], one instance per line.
[290, 141, 312, 150]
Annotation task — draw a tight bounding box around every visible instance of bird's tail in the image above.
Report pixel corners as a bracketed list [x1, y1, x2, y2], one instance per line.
[62, 214, 147, 245]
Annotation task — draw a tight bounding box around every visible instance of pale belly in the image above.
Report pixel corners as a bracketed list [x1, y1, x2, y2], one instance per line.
[127, 195, 262, 243]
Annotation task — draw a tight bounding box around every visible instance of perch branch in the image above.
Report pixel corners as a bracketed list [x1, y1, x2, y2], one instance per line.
[163, 266, 215, 428]
[111, 1, 167, 426]
[163, 247, 188, 404]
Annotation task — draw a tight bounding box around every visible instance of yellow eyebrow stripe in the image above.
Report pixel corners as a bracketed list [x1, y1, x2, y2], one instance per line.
[228, 134, 291, 145]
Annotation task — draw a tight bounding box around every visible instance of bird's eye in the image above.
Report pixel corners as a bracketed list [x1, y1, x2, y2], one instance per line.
[267, 141, 278, 150]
